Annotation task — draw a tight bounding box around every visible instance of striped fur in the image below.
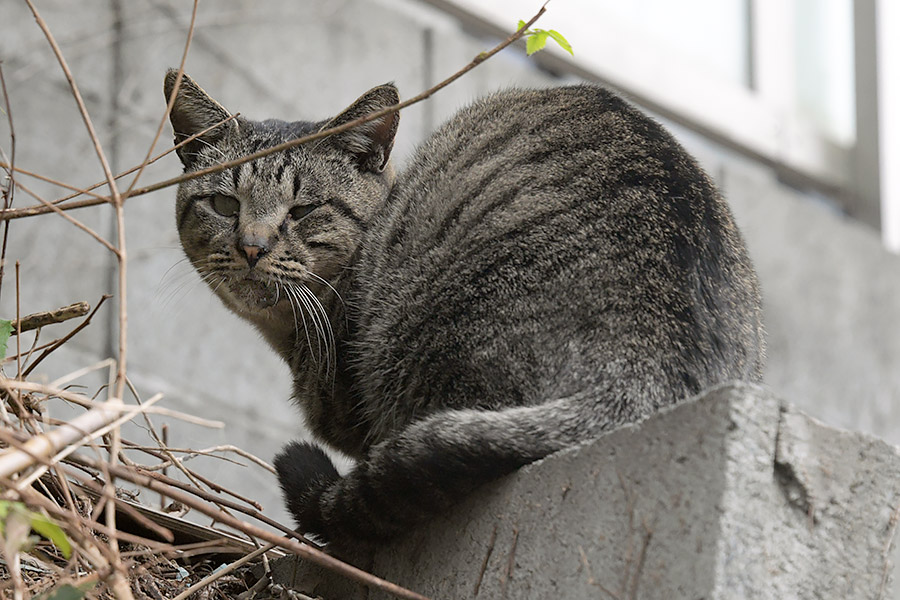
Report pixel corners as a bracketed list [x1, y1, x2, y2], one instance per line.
[166, 71, 765, 543]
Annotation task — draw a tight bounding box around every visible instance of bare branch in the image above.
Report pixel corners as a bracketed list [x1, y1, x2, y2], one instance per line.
[10, 301, 91, 335]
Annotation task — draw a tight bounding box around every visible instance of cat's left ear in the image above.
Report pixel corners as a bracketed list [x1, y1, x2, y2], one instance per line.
[164, 69, 238, 170]
[321, 84, 400, 173]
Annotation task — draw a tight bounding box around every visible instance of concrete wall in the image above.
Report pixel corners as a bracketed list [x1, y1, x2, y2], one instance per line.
[2, 0, 899, 550]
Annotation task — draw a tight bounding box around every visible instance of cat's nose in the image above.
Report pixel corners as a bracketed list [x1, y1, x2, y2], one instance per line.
[242, 244, 268, 268]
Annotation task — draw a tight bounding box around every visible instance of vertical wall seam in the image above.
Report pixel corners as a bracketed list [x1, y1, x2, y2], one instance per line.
[422, 27, 435, 133]
[105, 0, 124, 365]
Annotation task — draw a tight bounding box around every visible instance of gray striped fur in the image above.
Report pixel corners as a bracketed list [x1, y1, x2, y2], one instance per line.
[165, 70, 765, 543]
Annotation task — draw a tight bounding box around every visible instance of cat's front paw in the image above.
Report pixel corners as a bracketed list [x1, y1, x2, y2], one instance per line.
[274, 441, 340, 538]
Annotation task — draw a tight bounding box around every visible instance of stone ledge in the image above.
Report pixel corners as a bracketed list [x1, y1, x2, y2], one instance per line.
[270, 383, 900, 599]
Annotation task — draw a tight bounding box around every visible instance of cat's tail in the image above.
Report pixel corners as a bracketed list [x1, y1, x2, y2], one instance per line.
[274, 394, 608, 542]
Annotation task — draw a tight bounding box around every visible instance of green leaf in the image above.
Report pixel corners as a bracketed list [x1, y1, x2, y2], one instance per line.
[547, 29, 574, 56]
[0, 502, 72, 559]
[517, 19, 528, 31]
[526, 30, 550, 55]
[28, 511, 72, 559]
[0, 319, 12, 359]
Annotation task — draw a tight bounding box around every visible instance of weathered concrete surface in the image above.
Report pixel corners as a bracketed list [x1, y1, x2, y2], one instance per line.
[270, 383, 900, 599]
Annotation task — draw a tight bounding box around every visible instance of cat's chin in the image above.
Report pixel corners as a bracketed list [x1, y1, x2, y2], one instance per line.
[224, 277, 280, 312]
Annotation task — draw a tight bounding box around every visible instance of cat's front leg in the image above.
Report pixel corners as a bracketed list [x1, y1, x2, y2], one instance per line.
[273, 441, 340, 540]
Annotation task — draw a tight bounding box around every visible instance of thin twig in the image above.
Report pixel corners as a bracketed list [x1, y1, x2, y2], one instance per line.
[23, 0, 120, 194]
[0, 7, 547, 219]
[50, 356, 116, 389]
[138, 444, 274, 473]
[160, 423, 169, 509]
[0, 393, 162, 480]
[15, 262, 22, 382]
[122, 374, 269, 565]
[3, 334, 94, 365]
[14, 481, 161, 564]
[0, 429, 175, 544]
[23, 0, 130, 417]
[111, 436, 267, 512]
[0, 62, 17, 302]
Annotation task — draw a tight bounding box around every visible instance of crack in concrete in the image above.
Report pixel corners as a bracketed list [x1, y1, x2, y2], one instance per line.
[773, 406, 818, 525]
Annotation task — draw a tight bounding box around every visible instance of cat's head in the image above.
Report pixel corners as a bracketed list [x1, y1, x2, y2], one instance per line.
[164, 70, 399, 327]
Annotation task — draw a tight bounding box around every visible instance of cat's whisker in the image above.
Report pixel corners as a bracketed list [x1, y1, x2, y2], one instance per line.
[157, 262, 220, 310]
[155, 257, 210, 304]
[313, 289, 336, 376]
[159, 257, 195, 285]
[271, 275, 301, 341]
[286, 284, 316, 363]
[295, 283, 330, 373]
[210, 275, 228, 295]
[281, 283, 301, 341]
[295, 284, 325, 367]
[306, 271, 345, 308]
[300, 283, 336, 379]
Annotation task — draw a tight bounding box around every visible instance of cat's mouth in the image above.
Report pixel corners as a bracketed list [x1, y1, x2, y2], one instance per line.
[226, 276, 280, 310]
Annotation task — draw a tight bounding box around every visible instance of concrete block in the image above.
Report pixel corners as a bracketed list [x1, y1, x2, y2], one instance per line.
[269, 383, 900, 599]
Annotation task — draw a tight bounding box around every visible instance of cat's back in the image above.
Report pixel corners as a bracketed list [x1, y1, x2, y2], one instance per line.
[349, 84, 764, 430]
[364, 84, 731, 268]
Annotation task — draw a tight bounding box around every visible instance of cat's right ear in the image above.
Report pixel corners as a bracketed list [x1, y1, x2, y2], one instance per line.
[320, 84, 400, 173]
[163, 69, 237, 170]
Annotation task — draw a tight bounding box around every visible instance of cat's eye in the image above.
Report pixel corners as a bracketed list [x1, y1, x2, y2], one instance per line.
[289, 204, 317, 221]
[210, 194, 239, 217]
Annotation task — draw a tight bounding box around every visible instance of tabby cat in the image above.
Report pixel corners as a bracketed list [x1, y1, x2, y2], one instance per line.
[164, 69, 765, 543]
